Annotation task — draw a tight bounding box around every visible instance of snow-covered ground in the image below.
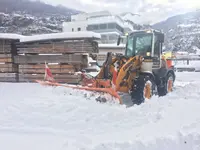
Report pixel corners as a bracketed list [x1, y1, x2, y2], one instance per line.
[173, 60, 200, 71]
[0, 72, 200, 150]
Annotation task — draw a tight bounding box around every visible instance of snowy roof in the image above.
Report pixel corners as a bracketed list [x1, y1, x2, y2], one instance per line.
[87, 16, 125, 28]
[0, 33, 23, 40]
[100, 31, 121, 35]
[20, 31, 101, 43]
[99, 43, 125, 48]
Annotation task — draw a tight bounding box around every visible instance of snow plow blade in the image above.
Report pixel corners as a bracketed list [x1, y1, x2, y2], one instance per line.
[35, 80, 122, 104]
[35, 62, 123, 104]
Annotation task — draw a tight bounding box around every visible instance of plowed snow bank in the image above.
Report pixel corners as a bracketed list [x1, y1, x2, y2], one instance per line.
[0, 72, 200, 150]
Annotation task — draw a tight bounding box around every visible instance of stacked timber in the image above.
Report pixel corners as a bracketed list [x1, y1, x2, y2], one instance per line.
[17, 64, 80, 83]
[0, 34, 20, 82]
[16, 39, 99, 54]
[14, 32, 101, 84]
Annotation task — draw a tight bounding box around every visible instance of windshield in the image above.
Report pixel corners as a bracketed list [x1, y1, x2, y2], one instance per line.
[125, 33, 153, 57]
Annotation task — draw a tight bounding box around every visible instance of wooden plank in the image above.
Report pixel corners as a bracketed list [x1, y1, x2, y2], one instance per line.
[18, 73, 81, 84]
[17, 43, 94, 48]
[14, 54, 88, 64]
[0, 73, 16, 77]
[0, 72, 17, 81]
[0, 78, 17, 82]
[0, 39, 13, 44]
[0, 64, 14, 68]
[0, 54, 13, 63]
[0, 54, 12, 58]
[0, 39, 13, 54]
[0, 58, 12, 63]
[19, 74, 80, 79]
[0, 45, 12, 53]
[18, 78, 80, 84]
[0, 68, 16, 73]
[18, 68, 75, 74]
[17, 47, 96, 54]
[19, 64, 74, 69]
[0, 63, 17, 73]
[16, 40, 98, 54]
[16, 40, 94, 48]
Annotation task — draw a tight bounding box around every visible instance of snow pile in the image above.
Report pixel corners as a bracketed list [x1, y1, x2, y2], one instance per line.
[0, 72, 200, 150]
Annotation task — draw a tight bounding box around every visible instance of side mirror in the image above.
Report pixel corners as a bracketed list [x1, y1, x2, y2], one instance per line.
[117, 35, 121, 46]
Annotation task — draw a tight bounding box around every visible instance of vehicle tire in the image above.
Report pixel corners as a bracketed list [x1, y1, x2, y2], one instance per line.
[158, 72, 175, 96]
[131, 75, 157, 105]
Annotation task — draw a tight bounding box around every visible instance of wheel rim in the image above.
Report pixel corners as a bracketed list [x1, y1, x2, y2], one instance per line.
[143, 81, 152, 99]
[167, 76, 173, 92]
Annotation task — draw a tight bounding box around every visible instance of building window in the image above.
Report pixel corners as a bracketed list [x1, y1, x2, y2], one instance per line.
[87, 25, 98, 31]
[101, 35, 108, 44]
[72, 28, 74, 32]
[108, 23, 116, 29]
[78, 27, 81, 31]
[116, 24, 124, 33]
[99, 24, 107, 29]
[109, 34, 118, 41]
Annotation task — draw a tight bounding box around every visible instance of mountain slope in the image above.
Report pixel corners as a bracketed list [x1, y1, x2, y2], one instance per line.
[153, 11, 200, 54]
[0, 0, 81, 35]
[0, 0, 80, 16]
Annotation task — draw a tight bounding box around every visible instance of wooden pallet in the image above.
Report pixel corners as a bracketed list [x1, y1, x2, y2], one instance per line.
[14, 54, 88, 65]
[0, 64, 18, 73]
[0, 40, 12, 53]
[16, 40, 99, 54]
[18, 64, 75, 74]
[18, 73, 81, 84]
[0, 73, 17, 82]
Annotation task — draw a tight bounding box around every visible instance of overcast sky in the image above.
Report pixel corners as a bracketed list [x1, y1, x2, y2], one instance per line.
[40, 0, 200, 24]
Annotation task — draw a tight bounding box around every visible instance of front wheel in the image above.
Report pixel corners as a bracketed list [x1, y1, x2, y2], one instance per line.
[131, 75, 157, 105]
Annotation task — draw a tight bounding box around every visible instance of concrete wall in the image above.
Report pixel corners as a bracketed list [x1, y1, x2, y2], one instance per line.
[71, 13, 88, 21]
[62, 21, 88, 32]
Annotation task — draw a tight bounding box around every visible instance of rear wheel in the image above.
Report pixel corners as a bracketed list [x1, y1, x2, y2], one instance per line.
[131, 75, 157, 105]
[158, 72, 175, 96]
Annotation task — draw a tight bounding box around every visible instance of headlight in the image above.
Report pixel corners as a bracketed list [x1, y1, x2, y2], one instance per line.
[146, 52, 151, 56]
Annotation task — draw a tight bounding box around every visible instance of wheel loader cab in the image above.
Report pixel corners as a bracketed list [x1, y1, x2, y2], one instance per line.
[123, 30, 164, 72]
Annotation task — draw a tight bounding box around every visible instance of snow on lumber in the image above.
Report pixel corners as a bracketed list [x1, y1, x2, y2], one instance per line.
[99, 43, 125, 48]
[20, 31, 101, 43]
[0, 33, 24, 40]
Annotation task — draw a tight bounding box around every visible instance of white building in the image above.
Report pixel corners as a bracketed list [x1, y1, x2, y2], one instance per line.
[62, 11, 135, 44]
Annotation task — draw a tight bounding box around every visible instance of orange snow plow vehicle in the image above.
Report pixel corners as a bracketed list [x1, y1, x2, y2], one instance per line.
[36, 29, 176, 105]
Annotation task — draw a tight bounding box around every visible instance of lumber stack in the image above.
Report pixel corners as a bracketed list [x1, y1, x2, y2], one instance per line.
[16, 39, 99, 54]
[14, 39, 98, 84]
[18, 64, 81, 83]
[0, 39, 18, 82]
[0, 32, 101, 84]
